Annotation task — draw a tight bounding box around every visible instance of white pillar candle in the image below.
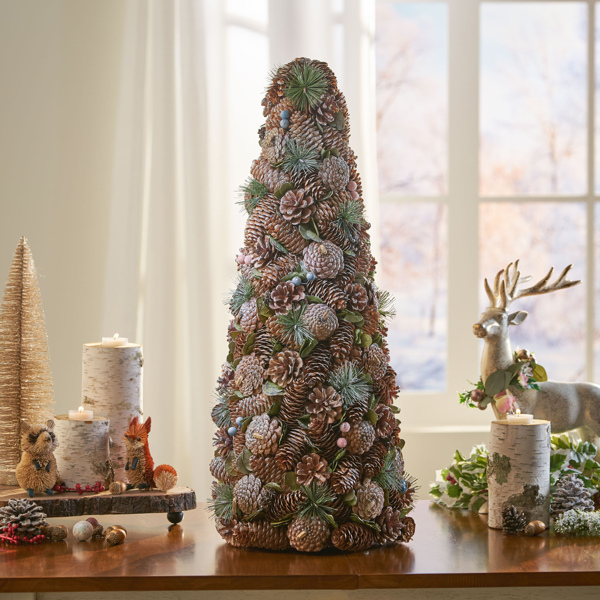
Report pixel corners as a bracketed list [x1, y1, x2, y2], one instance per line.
[101, 333, 129, 347]
[506, 409, 533, 425]
[68, 406, 94, 420]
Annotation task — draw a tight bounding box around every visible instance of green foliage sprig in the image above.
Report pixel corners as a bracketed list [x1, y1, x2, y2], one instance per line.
[334, 200, 364, 242]
[378, 289, 397, 323]
[211, 394, 232, 429]
[285, 62, 328, 111]
[297, 482, 336, 527]
[276, 306, 314, 348]
[227, 274, 255, 315]
[554, 509, 600, 536]
[207, 482, 235, 521]
[237, 178, 269, 214]
[328, 362, 373, 408]
[280, 139, 320, 177]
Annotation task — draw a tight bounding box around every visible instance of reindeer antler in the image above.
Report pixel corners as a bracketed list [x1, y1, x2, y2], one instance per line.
[484, 261, 580, 310]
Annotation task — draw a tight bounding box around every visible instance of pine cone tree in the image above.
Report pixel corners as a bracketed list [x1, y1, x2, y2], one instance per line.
[269, 281, 306, 314]
[249, 455, 286, 486]
[234, 354, 265, 396]
[275, 427, 308, 471]
[345, 283, 368, 312]
[287, 516, 331, 552]
[303, 304, 339, 341]
[265, 489, 307, 521]
[345, 421, 375, 455]
[295, 453, 330, 485]
[362, 344, 388, 380]
[330, 455, 362, 495]
[245, 414, 282, 456]
[306, 385, 343, 424]
[331, 522, 375, 551]
[319, 156, 350, 191]
[233, 475, 262, 515]
[233, 520, 290, 550]
[303, 241, 344, 279]
[0, 498, 47, 537]
[279, 189, 316, 225]
[303, 343, 332, 387]
[305, 280, 347, 310]
[376, 506, 404, 543]
[267, 350, 303, 388]
[353, 480, 385, 520]
[502, 505, 527, 534]
[551, 473, 595, 516]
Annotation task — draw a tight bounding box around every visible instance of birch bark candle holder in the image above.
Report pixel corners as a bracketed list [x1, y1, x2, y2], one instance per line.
[81, 340, 143, 481]
[487, 419, 551, 529]
[54, 415, 111, 487]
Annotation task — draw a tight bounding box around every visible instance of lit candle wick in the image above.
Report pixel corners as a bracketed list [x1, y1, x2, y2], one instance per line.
[516, 409, 521, 416]
[78, 406, 83, 413]
[113, 333, 119, 340]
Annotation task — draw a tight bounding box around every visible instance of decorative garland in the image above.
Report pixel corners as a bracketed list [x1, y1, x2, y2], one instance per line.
[554, 509, 600, 536]
[458, 349, 547, 413]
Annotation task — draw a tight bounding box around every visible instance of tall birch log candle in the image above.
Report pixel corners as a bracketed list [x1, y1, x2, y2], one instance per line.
[54, 415, 111, 486]
[487, 419, 551, 529]
[81, 336, 143, 481]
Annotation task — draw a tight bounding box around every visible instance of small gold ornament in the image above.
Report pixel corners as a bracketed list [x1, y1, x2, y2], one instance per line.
[109, 481, 127, 495]
[106, 528, 126, 546]
[524, 520, 546, 536]
[105, 524, 127, 535]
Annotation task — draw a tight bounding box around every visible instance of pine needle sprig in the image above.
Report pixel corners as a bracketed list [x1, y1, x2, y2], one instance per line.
[227, 274, 255, 315]
[285, 62, 328, 111]
[207, 482, 235, 521]
[378, 289, 396, 322]
[373, 448, 403, 491]
[237, 178, 269, 215]
[334, 200, 364, 241]
[328, 362, 372, 408]
[297, 482, 335, 524]
[281, 139, 320, 177]
[211, 393, 231, 429]
[276, 306, 315, 347]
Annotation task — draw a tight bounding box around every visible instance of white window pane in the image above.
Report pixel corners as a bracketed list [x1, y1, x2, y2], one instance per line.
[376, 3, 448, 195]
[479, 203, 586, 382]
[379, 203, 447, 391]
[480, 3, 587, 196]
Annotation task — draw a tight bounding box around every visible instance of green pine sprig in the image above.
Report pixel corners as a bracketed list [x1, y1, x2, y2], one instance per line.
[237, 178, 269, 215]
[285, 62, 328, 111]
[281, 139, 320, 177]
[372, 448, 412, 494]
[297, 482, 336, 525]
[334, 200, 364, 242]
[378, 289, 396, 322]
[211, 393, 232, 429]
[276, 306, 315, 347]
[328, 362, 372, 408]
[206, 482, 235, 521]
[227, 274, 255, 315]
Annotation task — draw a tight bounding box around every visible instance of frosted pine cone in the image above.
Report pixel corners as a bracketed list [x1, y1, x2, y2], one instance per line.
[269, 281, 306, 314]
[376, 507, 403, 543]
[362, 344, 388, 380]
[303, 241, 344, 279]
[307, 385, 343, 424]
[319, 156, 350, 191]
[345, 283, 368, 312]
[232, 393, 271, 420]
[295, 453, 330, 485]
[313, 94, 339, 126]
[279, 189, 316, 225]
[551, 474, 595, 516]
[303, 304, 339, 341]
[345, 421, 375, 455]
[249, 455, 286, 485]
[0, 498, 47, 536]
[267, 350, 303, 387]
[353, 480, 385, 520]
[209, 456, 240, 484]
[252, 235, 276, 269]
[234, 354, 265, 396]
[245, 414, 282, 456]
[289, 112, 323, 151]
[213, 428, 234, 457]
[216, 363, 235, 395]
[261, 128, 287, 164]
[251, 158, 291, 193]
[233, 475, 262, 515]
[238, 298, 260, 333]
[287, 516, 331, 552]
[375, 405, 397, 439]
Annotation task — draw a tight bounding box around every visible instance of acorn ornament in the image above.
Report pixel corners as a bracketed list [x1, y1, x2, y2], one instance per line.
[40, 524, 68, 542]
[524, 520, 546, 536]
[106, 526, 127, 546]
[109, 481, 128, 495]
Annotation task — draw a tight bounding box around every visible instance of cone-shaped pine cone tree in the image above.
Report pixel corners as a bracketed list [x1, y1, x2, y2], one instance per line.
[208, 57, 416, 552]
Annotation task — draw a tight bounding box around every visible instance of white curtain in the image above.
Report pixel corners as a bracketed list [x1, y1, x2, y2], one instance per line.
[102, 0, 377, 497]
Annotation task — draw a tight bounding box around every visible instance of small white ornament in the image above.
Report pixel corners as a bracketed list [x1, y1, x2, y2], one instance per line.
[72, 520, 94, 541]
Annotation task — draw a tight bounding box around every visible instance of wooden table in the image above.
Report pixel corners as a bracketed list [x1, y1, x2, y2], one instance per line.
[1, 501, 599, 593]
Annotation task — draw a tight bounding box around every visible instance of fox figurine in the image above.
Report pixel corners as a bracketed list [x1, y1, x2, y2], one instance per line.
[123, 416, 177, 492]
[16, 420, 60, 497]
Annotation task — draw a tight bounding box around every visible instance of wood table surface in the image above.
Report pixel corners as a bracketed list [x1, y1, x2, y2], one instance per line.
[1, 501, 599, 593]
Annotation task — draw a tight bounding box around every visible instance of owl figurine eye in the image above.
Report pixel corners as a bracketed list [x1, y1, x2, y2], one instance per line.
[137, 437, 141, 441]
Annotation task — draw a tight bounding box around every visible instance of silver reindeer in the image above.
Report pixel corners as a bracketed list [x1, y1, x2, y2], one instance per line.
[473, 261, 600, 449]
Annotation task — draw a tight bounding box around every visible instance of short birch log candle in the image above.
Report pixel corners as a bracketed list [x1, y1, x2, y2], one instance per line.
[54, 415, 111, 487]
[81, 338, 143, 481]
[487, 419, 551, 529]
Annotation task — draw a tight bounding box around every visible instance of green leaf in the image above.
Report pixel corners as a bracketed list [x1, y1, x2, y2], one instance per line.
[251, 268, 262, 279]
[533, 364, 548, 382]
[484, 369, 511, 397]
[268, 235, 289, 254]
[263, 380, 285, 396]
[342, 311, 363, 323]
[225, 452, 237, 476]
[360, 333, 372, 348]
[300, 337, 319, 358]
[334, 449, 347, 463]
[265, 482, 283, 492]
[235, 448, 252, 475]
[305, 295, 324, 304]
[274, 182, 294, 199]
[366, 408, 378, 426]
[230, 389, 244, 398]
[284, 471, 299, 490]
[268, 402, 281, 416]
[324, 513, 338, 529]
[241, 416, 253, 433]
[330, 147, 340, 158]
[369, 394, 378, 410]
[390, 404, 400, 414]
[298, 223, 322, 242]
[447, 483, 461, 498]
[242, 333, 256, 355]
[350, 513, 381, 532]
[333, 111, 345, 131]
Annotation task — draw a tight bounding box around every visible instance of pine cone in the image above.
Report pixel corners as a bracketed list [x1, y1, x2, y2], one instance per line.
[245, 414, 282, 456]
[266, 97, 295, 129]
[275, 427, 308, 471]
[308, 425, 339, 463]
[287, 516, 331, 552]
[279, 189, 316, 225]
[267, 350, 303, 387]
[319, 156, 350, 191]
[388, 485, 414, 514]
[238, 298, 261, 333]
[551, 474, 595, 516]
[266, 212, 309, 255]
[0, 498, 47, 537]
[269, 281, 306, 314]
[253, 328, 275, 367]
[234, 354, 265, 396]
[331, 522, 375, 551]
[362, 344, 388, 380]
[279, 381, 308, 425]
[375, 404, 397, 439]
[249, 455, 286, 485]
[305, 280, 346, 311]
[307, 385, 343, 424]
[303, 343, 332, 387]
[216, 518, 240, 546]
[213, 428, 234, 457]
[216, 363, 235, 395]
[329, 320, 355, 366]
[398, 516, 416, 543]
[326, 493, 353, 524]
[288, 112, 323, 151]
[346, 396, 369, 425]
[233, 475, 262, 515]
[233, 430, 246, 455]
[251, 158, 291, 193]
[353, 481, 385, 520]
[345, 421, 375, 455]
[335, 253, 358, 288]
[265, 489, 307, 521]
[345, 283, 368, 312]
[233, 331, 249, 361]
[231, 394, 271, 421]
[376, 506, 403, 543]
[322, 127, 350, 158]
[257, 485, 279, 512]
[502, 505, 527, 535]
[330, 455, 362, 495]
[312, 94, 339, 126]
[252, 235, 277, 270]
[303, 304, 339, 341]
[261, 128, 288, 164]
[361, 305, 380, 337]
[244, 195, 279, 248]
[209, 456, 240, 484]
[374, 366, 400, 406]
[362, 440, 388, 478]
[233, 520, 290, 550]
[295, 453, 330, 485]
[303, 241, 344, 279]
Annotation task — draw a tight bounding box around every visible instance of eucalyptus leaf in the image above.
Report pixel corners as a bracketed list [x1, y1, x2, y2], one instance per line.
[305, 295, 324, 304]
[263, 380, 285, 396]
[284, 471, 299, 490]
[324, 514, 338, 529]
[484, 369, 511, 397]
[268, 235, 289, 255]
[369, 394, 378, 410]
[268, 401, 281, 416]
[300, 337, 319, 358]
[230, 389, 244, 399]
[360, 333, 372, 348]
[366, 408, 378, 426]
[334, 111, 345, 131]
[342, 311, 363, 323]
[330, 147, 340, 157]
[390, 404, 400, 414]
[298, 223, 322, 242]
[241, 416, 253, 433]
[251, 268, 262, 279]
[265, 482, 283, 492]
[334, 449, 347, 462]
[343, 249, 356, 257]
[235, 451, 251, 475]
[274, 182, 294, 199]
[242, 333, 256, 355]
[225, 452, 237, 476]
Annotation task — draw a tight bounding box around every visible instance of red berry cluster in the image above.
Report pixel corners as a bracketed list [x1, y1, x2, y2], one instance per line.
[52, 481, 105, 495]
[0, 524, 46, 545]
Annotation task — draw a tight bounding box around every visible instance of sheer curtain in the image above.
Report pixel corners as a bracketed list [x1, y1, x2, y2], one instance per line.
[102, 0, 377, 496]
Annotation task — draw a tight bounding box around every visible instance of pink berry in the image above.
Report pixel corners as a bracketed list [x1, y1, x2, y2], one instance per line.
[336, 437, 347, 448]
[244, 255, 253, 265]
[347, 180, 357, 191]
[236, 254, 245, 264]
[350, 191, 359, 200]
[340, 422, 350, 433]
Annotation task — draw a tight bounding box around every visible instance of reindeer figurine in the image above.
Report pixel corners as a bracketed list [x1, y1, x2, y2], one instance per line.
[473, 261, 600, 450]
